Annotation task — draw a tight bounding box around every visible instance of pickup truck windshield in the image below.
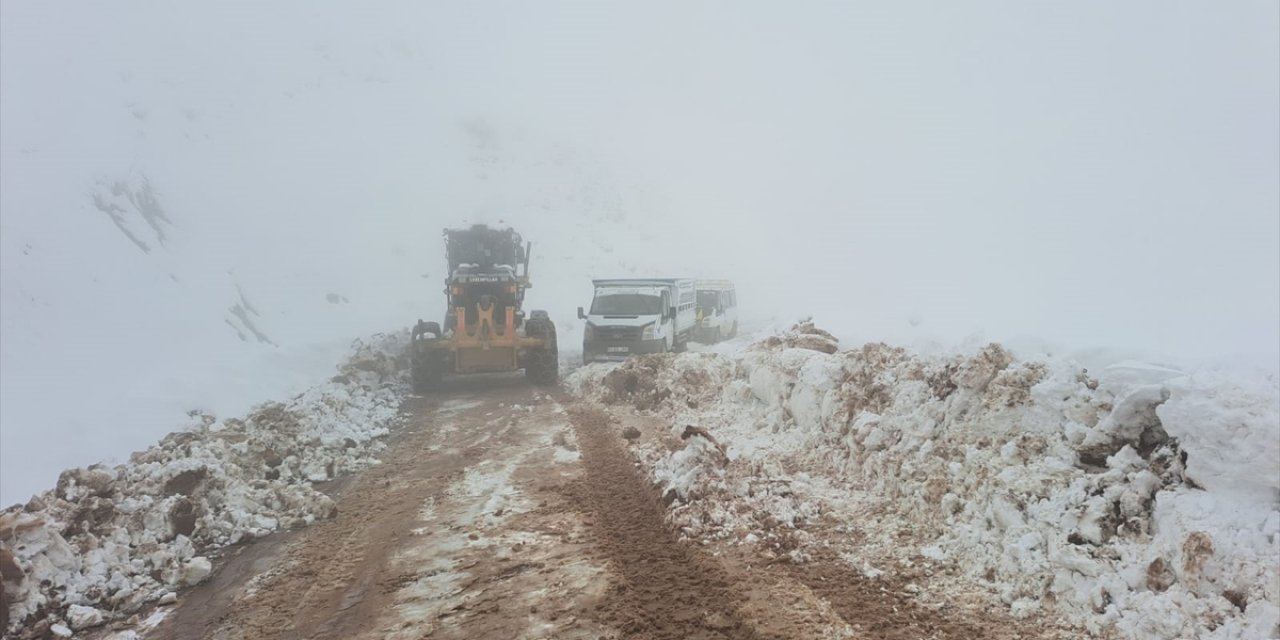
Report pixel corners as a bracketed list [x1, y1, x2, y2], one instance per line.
[590, 294, 662, 316]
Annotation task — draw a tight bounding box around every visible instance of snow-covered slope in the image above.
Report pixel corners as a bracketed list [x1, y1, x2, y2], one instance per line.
[0, 136, 700, 505]
[568, 325, 1280, 640]
[0, 6, 707, 504]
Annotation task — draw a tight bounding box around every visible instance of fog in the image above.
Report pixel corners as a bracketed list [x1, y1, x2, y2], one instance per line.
[1, 2, 1277, 502]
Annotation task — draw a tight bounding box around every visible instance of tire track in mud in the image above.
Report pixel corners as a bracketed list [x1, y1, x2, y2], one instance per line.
[155, 390, 522, 640]
[786, 548, 989, 640]
[151, 380, 619, 640]
[565, 405, 773, 640]
[579, 396, 1067, 640]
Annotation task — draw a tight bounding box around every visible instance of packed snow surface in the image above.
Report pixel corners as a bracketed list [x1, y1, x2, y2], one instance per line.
[0, 333, 408, 637]
[569, 324, 1280, 640]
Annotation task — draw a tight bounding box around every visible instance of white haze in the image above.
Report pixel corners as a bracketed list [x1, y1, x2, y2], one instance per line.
[1, 2, 1277, 504]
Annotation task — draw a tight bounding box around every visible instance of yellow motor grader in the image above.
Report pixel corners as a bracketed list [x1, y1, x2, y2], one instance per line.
[410, 225, 558, 392]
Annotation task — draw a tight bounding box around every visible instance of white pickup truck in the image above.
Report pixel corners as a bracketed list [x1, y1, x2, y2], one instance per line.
[578, 278, 697, 363]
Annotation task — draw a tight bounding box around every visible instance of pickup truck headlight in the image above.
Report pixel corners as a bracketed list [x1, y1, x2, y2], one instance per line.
[584, 322, 595, 341]
[641, 322, 655, 341]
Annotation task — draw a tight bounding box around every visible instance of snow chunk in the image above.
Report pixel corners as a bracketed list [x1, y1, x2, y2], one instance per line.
[67, 604, 105, 630]
[1157, 371, 1280, 503]
[181, 556, 213, 586]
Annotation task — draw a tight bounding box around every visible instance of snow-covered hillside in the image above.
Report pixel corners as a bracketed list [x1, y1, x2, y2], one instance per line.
[568, 326, 1280, 640]
[0, 113, 690, 504]
[0, 5, 711, 504]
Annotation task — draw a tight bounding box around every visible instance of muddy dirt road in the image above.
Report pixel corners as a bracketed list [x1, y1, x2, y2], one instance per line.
[142, 376, 1055, 640]
[153, 377, 608, 640]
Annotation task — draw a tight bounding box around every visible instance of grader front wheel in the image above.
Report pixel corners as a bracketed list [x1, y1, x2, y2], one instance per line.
[411, 320, 444, 393]
[524, 315, 559, 385]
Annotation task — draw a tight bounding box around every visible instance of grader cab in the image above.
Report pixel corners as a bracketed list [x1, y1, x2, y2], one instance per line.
[410, 225, 558, 392]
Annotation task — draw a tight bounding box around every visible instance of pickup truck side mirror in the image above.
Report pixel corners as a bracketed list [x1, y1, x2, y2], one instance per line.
[577, 306, 587, 320]
[667, 306, 677, 320]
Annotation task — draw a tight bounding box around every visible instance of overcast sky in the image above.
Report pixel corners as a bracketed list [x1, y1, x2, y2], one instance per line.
[431, 1, 1280, 361]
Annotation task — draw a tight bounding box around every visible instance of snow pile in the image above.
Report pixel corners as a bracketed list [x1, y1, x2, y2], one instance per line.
[0, 332, 409, 638]
[568, 351, 740, 414]
[568, 324, 1280, 640]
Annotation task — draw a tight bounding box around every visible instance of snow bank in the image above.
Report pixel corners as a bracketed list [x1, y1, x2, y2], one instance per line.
[0, 332, 408, 638]
[1157, 372, 1280, 504]
[567, 323, 1280, 640]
